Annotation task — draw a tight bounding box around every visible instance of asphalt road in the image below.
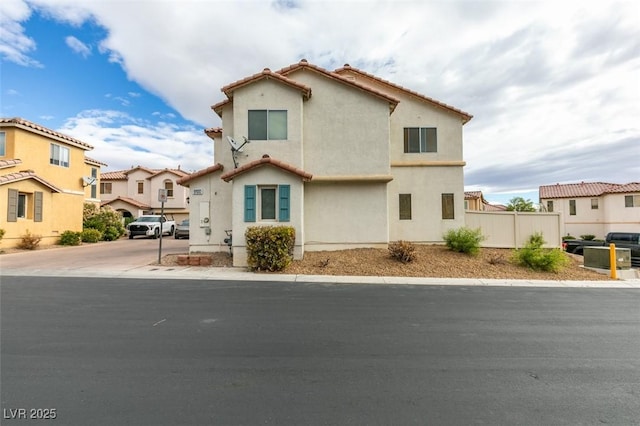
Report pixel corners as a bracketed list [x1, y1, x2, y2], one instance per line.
[2, 277, 639, 425]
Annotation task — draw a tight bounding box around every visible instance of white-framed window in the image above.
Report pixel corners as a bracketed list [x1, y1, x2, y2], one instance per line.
[260, 186, 277, 220]
[90, 168, 97, 199]
[6, 189, 42, 222]
[100, 182, 112, 194]
[50, 143, 70, 167]
[17, 193, 27, 218]
[404, 127, 437, 153]
[0, 131, 6, 156]
[625, 195, 640, 207]
[164, 180, 174, 197]
[248, 110, 287, 140]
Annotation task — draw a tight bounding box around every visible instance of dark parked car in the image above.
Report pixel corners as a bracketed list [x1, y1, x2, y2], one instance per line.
[174, 219, 189, 239]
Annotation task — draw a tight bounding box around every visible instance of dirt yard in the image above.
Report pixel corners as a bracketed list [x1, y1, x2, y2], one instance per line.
[162, 245, 612, 281]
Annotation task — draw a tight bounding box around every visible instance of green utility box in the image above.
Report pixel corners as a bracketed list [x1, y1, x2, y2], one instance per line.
[584, 246, 631, 270]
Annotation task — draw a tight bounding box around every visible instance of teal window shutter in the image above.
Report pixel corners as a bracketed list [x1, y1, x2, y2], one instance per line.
[244, 185, 256, 222]
[278, 185, 290, 222]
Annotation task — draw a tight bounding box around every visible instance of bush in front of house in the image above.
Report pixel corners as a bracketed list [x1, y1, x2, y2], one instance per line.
[389, 240, 416, 263]
[83, 203, 126, 240]
[443, 227, 485, 256]
[512, 232, 569, 273]
[59, 231, 82, 246]
[17, 230, 42, 250]
[245, 226, 295, 272]
[580, 234, 596, 241]
[81, 228, 102, 243]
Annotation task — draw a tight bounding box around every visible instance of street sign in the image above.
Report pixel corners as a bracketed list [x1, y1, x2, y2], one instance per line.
[158, 189, 168, 203]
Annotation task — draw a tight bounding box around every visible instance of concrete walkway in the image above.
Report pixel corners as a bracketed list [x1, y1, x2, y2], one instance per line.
[2, 262, 639, 288]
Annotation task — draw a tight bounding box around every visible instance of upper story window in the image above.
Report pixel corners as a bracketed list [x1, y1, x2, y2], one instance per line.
[404, 127, 437, 153]
[625, 195, 640, 207]
[164, 180, 174, 197]
[50, 143, 70, 167]
[90, 168, 97, 199]
[137, 180, 144, 194]
[100, 182, 112, 194]
[248, 110, 287, 140]
[0, 132, 5, 156]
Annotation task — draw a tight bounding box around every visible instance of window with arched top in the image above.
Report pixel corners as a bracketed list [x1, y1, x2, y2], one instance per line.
[164, 180, 174, 197]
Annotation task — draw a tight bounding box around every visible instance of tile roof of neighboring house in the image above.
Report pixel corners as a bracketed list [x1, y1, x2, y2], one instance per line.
[204, 127, 223, 138]
[221, 68, 313, 100]
[85, 156, 108, 167]
[0, 170, 62, 192]
[334, 64, 473, 124]
[148, 168, 190, 179]
[539, 182, 640, 199]
[464, 191, 485, 200]
[483, 202, 507, 211]
[177, 163, 224, 186]
[0, 159, 23, 169]
[211, 99, 231, 116]
[221, 155, 312, 182]
[101, 196, 151, 209]
[277, 59, 400, 112]
[101, 170, 128, 180]
[124, 165, 157, 175]
[0, 117, 94, 150]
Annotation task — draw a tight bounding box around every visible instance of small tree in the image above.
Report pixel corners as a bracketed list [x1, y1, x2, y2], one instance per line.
[506, 197, 536, 212]
[83, 203, 126, 240]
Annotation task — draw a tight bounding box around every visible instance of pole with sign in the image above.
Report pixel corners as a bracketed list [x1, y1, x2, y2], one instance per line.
[158, 189, 168, 264]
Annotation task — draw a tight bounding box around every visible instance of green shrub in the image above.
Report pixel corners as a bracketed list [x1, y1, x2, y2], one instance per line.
[102, 226, 121, 241]
[0, 228, 5, 241]
[17, 230, 42, 250]
[512, 233, 569, 272]
[562, 235, 576, 241]
[389, 240, 416, 263]
[580, 234, 596, 241]
[443, 227, 485, 256]
[59, 231, 82, 246]
[245, 226, 295, 271]
[81, 228, 102, 243]
[83, 204, 126, 240]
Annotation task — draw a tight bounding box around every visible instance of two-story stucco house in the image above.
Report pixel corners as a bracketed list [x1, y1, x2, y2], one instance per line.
[539, 181, 640, 238]
[177, 60, 472, 266]
[0, 117, 106, 248]
[100, 166, 190, 221]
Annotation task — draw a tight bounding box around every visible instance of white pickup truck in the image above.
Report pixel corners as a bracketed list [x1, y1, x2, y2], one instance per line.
[127, 215, 175, 239]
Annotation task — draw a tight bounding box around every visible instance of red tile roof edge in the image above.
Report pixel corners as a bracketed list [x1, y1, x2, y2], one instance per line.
[101, 196, 151, 209]
[221, 68, 312, 100]
[0, 158, 23, 169]
[221, 155, 312, 182]
[539, 182, 640, 198]
[334, 64, 473, 123]
[85, 156, 108, 167]
[0, 117, 94, 150]
[177, 163, 224, 186]
[0, 170, 63, 192]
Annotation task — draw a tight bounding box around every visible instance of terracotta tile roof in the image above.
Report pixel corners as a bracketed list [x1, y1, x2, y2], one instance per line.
[0, 117, 94, 150]
[221, 155, 312, 182]
[204, 127, 223, 137]
[85, 156, 108, 167]
[539, 182, 640, 199]
[124, 165, 157, 175]
[483, 202, 507, 211]
[0, 170, 62, 192]
[464, 191, 484, 200]
[148, 168, 190, 179]
[277, 59, 400, 112]
[222, 67, 312, 100]
[177, 163, 224, 186]
[101, 196, 150, 209]
[211, 99, 231, 116]
[100, 170, 128, 180]
[0, 159, 22, 169]
[334, 64, 473, 124]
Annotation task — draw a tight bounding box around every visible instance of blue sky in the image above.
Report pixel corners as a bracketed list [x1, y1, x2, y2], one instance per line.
[1, 0, 638, 206]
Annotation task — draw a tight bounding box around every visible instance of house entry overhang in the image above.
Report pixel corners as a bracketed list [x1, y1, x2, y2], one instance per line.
[220, 155, 312, 182]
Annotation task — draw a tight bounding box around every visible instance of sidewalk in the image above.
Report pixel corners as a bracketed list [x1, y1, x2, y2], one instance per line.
[2, 262, 640, 288]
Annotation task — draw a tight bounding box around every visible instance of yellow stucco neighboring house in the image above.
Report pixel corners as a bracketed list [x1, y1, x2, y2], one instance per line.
[0, 117, 107, 249]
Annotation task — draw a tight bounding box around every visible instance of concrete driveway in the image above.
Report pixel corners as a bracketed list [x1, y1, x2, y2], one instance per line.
[0, 237, 188, 273]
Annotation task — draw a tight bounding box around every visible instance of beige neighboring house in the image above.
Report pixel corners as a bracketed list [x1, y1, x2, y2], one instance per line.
[464, 191, 507, 212]
[539, 181, 640, 238]
[178, 60, 472, 266]
[100, 166, 190, 222]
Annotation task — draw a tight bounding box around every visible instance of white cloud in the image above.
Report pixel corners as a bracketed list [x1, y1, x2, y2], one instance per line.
[0, 0, 41, 67]
[65, 35, 91, 57]
[4, 0, 639, 193]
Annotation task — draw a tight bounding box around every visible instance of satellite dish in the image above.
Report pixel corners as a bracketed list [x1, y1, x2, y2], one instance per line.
[226, 136, 251, 168]
[82, 176, 96, 187]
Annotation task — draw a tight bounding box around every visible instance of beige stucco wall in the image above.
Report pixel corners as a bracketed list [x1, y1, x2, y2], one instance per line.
[292, 71, 391, 176]
[304, 181, 388, 251]
[388, 166, 465, 242]
[230, 167, 305, 267]
[226, 79, 304, 169]
[465, 211, 563, 248]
